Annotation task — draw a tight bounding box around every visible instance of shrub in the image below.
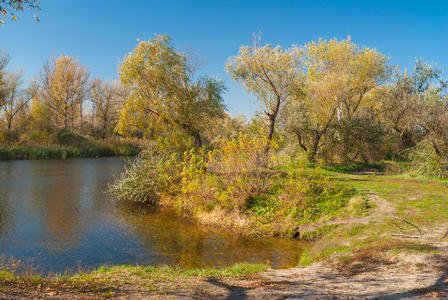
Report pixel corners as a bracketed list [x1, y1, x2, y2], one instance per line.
[203, 134, 279, 211]
[109, 142, 191, 204]
[56, 129, 87, 146]
[408, 140, 448, 179]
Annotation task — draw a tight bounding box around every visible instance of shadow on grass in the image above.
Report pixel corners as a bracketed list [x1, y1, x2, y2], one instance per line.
[206, 278, 248, 300]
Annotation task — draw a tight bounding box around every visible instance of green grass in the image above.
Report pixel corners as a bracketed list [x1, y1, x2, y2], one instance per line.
[296, 171, 448, 266]
[0, 263, 267, 287]
[86, 263, 267, 280]
[323, 162, 385, 174]
[0, 263, 268, 298]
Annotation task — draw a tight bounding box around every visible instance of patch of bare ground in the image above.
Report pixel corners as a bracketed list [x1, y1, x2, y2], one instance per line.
[253, 251, 448, 299]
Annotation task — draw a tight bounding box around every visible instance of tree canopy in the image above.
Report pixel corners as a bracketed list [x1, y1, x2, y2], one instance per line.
[116, 34, 226, 148]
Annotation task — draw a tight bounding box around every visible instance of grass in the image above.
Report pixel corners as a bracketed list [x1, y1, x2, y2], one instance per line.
[296, 170, 448, 266]
[0, 263, 267, 298]
[323, 162, 385, 174]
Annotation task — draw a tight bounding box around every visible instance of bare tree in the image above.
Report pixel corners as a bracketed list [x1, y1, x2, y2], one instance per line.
[38, 55, 89, 131]
[90, 78, 122, 139]
[0, 72, 33, 131]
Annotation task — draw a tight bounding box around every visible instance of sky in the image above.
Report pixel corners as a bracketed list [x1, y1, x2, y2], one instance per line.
[0, 0, 447, 117]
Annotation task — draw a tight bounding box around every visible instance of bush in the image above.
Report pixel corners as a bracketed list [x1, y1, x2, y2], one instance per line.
[408, 141, 448, 179]
[0, 130, 19, 144]
[56, 129, 87, 146]
[203, 134, 278, 211]
[109, 142, 188, 204]
[110, 135, 352, 235]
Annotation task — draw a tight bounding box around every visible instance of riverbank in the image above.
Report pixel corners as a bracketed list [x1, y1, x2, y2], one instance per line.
[2, 172, 448, 298]
[1, 250, 447, 299]
[0, 143, 140, 160]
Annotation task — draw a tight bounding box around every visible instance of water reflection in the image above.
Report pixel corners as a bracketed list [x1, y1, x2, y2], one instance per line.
[0, 158, 306, 274]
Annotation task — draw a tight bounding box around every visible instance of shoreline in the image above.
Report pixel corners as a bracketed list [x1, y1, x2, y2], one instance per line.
[1, 249, 447, 299]
[0, 145, 140, 161]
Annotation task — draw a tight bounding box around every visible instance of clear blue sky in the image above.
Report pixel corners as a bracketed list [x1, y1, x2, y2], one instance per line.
[0, 0, 447, 117]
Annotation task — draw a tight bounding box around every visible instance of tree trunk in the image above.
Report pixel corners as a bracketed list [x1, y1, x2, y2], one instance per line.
[307, 132, 321, 163]
[192, 130, 202, 148]
[267, 116, 275, 141]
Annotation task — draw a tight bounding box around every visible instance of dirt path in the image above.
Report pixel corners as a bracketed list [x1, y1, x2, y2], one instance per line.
[299, 193, 396, 235]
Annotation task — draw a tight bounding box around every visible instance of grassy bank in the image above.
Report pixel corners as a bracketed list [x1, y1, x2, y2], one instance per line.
[0, 144, 140, 160]
[297, 172, 448, 268]
[0, 263, 266, 299]
[111, 149, 362, 237]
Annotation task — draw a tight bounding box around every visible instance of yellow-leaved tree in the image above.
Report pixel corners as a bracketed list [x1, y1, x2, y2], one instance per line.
[38, 55, 90, 131]
[284, 38, 388, 162]
[116, 34, 226, 148]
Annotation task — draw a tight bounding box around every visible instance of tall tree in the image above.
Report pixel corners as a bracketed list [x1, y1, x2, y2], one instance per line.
[38, 55, 89, 131]
[116, 34, 226, 148]
[226, 39, 303, 144]
[285, 38, 388, 162]
[90, 78, 122, 139]
[0, 53, 9, 109]
[379, 59, 448, 153]
[0, 72, 32, 131]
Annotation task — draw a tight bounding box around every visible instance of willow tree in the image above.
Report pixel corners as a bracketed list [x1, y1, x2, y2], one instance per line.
[39, 55, 90, 131]
[285, 38, 388, 162]
[226, 41, 302, 143]
[116, 34, 226, 148]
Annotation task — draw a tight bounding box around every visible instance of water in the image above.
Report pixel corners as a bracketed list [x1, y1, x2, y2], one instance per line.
[0, 157, 306, 274]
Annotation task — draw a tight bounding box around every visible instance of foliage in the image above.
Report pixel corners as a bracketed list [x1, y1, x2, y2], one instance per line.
[226, 39, 302, 141]
[408, 140, 448, 179]
[38, 55, 90, 130]
[186, 133, 279, 212]
[284, 37, 389, 162]
[111, 135, 352, 235]
[109, 140, 202, 204]
[0, 0, 39, 24]
[90, 78, 124, 139]
[116, 34, 226, 148]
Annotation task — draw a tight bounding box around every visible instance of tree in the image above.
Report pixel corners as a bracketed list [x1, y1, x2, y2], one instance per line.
[0, 0, 40, 23]
[38, 55, 90, 131]
[379, 59, 448, 154]
[285, 38, 388, 162]
[0, 53, 9, 108]
[0, 72, 32, 131]
[226, 39, 303, 144]
[116, 34, 226, 148]
[90, 78, 122, 139]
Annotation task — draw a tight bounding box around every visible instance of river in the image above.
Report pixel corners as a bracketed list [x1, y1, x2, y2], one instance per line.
[0, 157, 305, 274]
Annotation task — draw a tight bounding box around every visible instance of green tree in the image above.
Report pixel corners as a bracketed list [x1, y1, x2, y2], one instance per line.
[379, 59, 448, 153]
